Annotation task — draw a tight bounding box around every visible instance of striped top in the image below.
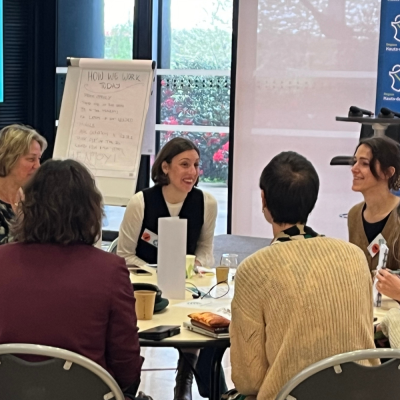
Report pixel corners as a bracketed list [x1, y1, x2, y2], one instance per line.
[0, 199, 14, 245]
[230, 236, 377, 400]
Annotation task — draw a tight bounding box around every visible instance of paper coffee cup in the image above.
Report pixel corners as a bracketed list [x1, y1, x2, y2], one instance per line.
[216, 266, 229, 283]
[134, 290, 156, 320]
[186, 255, 196, 279]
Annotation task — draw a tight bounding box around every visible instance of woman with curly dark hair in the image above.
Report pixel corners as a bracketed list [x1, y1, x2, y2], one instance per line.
[0, 159, 151, 400]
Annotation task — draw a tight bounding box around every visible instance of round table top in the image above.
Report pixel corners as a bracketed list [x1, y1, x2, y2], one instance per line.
[131, 267, 232, 346]
[130, 266, 400, 346]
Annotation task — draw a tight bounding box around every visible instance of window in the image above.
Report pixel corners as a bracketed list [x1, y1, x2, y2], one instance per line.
[157, 0, 233, 234]
[104, 0, 135, 60]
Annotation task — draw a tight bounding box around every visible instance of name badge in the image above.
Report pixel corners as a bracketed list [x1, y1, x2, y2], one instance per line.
[141, 228, 158, 248]
[367, 233, 385, 258]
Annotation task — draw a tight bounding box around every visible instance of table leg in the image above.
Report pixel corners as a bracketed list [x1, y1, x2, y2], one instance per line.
[209, 346, 228, 400]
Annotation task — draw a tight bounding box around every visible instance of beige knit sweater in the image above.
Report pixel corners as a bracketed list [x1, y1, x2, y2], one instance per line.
[230, 237, 378, 400]
[381, 308, 400, 348]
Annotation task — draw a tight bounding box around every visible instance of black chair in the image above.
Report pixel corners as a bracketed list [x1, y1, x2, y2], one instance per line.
[275, 348, 400, 400]
[0, 343, 125, 400]
[330, 124, 400, 165]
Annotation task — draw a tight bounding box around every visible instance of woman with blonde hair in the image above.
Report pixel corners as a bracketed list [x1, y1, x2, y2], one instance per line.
[0, 124, 47, 244]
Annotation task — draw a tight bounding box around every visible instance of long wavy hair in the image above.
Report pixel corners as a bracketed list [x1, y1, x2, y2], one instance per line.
[12, 159, 103, 245]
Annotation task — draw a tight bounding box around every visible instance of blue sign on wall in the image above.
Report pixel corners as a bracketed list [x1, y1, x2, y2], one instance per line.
[375, 0, 400, 114]
[0, 0, 3, 103]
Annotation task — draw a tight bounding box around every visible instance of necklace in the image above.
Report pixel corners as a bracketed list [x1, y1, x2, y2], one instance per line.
[0, 189, 19, 207]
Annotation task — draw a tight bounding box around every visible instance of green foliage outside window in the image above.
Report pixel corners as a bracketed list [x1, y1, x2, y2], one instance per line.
[161, 0, 233, 183]
[103, 0, 233, 183]
[104, 21, 134, 60]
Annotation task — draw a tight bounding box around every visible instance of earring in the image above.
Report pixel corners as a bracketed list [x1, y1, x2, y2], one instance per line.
[394, 175, 400, 190]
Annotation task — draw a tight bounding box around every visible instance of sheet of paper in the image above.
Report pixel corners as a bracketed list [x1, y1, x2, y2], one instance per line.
[172, 297, 232, 313]
[373, 243, 389, 307]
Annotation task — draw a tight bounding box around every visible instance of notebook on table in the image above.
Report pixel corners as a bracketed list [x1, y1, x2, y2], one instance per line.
[183, 321, 230, 339]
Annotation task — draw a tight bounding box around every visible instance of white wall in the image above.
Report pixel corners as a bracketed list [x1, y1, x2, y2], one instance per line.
[232, 0, 379, 240]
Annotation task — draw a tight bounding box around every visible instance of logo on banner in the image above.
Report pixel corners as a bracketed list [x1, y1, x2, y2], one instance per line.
[389, 65, 400, 92]
[392, 15, 400, 42]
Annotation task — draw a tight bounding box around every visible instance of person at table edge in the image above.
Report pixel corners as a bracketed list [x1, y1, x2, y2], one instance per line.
[118, 137, 223, 400]
[229, 151, 377, 400]
[118, 137, 217, 268]
[0, 159, 150, 399]
[0, 124, 47, 245]
[348, 136, 400, 272]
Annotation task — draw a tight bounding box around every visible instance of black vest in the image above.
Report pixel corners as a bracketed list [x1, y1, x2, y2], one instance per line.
[136, 185, 204, 264]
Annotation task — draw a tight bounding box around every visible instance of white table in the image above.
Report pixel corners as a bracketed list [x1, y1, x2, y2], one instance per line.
[131, 268, 231, 400]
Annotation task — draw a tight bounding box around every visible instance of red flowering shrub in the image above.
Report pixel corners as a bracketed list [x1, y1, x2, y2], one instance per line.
[163, 98, 175, 109]
[161, 131, 229, 182]
[164, 116, 179, 125]
[159, 74, 230, 182]
[213, 149, 225, 162]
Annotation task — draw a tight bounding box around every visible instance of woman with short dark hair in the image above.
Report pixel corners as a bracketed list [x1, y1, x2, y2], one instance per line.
[117, 137, 220, 400]
[0, 124, 47, 244]
[348, 136, 400, 271]
[0, 159, 148, 400]
[259, 151, 319, 228]
[228, 151, 376, 400]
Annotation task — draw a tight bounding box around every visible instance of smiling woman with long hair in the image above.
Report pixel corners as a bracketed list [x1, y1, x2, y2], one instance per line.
[0, 159, 149, 399]
[118, 137, 217, 269]
[348, 136, 400, 272]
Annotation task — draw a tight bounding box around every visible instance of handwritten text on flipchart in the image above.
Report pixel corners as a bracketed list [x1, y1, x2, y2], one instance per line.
[68, 69, 148, 178]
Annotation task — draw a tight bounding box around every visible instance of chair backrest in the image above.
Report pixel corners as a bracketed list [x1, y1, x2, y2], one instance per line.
[275, 348, 400, 400]
[107, 237, 119, 254]
[0, 343, 125, 400]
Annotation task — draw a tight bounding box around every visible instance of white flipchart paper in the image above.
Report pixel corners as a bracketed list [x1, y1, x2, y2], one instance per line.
[67, 67, 152, 178]
[157, 217, 187, 299]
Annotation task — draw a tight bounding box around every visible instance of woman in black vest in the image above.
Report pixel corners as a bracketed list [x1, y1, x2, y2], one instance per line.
[118, 137, 216, 269]
[118, 137, 225, 400]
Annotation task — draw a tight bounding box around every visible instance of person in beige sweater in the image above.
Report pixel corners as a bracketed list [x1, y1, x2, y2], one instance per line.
[348, 136, 400, 272]
[229, 151, 377, 400]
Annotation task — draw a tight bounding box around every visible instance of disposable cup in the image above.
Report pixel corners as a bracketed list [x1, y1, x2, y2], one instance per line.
[216, 266, 229, 283]
[134, 290, 156, 320]
[186, 255, 196, 279]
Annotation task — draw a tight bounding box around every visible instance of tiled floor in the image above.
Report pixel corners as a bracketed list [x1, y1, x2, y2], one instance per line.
[138, 347, 234, 399]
